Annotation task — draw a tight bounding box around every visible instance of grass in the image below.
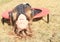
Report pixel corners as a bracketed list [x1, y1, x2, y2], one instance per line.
[0, 0, 60, 42]
[0, 0, 12, 5]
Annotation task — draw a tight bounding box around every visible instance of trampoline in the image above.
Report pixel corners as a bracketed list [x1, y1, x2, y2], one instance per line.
[2, 8, 49, 23]
[2, 9, 12, 19]
[32, 8, 49, 23]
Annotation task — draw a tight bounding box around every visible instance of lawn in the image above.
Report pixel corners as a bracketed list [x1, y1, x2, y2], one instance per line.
[0, 0, 12, 5]
[0, 0, 60, 42]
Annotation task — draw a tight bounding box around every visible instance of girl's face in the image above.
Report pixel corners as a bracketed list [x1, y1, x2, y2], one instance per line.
[25, 6, 31, 15]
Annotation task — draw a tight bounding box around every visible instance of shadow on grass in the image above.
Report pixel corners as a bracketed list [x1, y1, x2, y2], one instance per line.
[33, 17, 43, 22]
[33, 17, 48, 23]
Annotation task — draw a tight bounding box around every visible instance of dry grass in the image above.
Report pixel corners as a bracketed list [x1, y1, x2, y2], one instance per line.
[0, 0, 60, 42]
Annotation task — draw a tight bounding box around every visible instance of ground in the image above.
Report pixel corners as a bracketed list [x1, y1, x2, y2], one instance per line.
[0, 0, 60, 42]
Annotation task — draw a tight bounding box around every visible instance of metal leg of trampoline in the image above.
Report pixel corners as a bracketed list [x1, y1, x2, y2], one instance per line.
[47, 14, 49, 23]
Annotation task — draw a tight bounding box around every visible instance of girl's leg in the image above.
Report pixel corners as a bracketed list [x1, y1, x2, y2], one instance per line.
[24, 28, 32, 37]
